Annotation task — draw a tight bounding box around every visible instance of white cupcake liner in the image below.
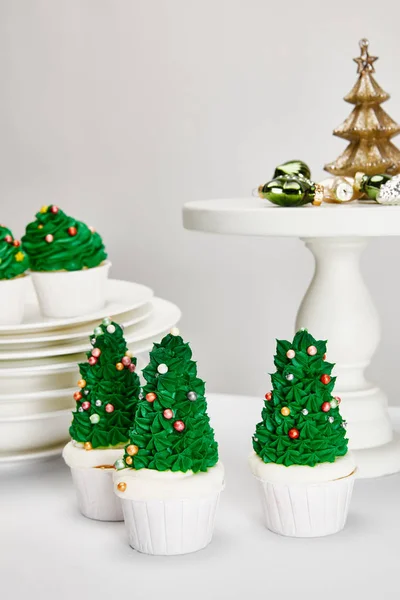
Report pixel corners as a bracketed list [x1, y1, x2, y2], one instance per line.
[0, 275, 28, 325]
[120, 492, 221, 555]
[255, 471, 355, 537]
[30, 261, 110, 318]
[71, 466, 123, 522]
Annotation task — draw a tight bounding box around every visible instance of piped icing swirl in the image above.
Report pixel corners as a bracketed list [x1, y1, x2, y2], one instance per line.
[22, 205, 107, 272]
[0, 225, 29, 280]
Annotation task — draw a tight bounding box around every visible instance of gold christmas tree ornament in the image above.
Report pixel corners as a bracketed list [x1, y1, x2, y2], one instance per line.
[325, 39, 400, 177]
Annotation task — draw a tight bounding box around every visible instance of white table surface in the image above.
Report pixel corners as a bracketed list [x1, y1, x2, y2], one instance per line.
[2, 394, 400, 600]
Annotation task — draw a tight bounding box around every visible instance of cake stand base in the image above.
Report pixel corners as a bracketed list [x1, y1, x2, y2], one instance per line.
[353, 434, 400, 479]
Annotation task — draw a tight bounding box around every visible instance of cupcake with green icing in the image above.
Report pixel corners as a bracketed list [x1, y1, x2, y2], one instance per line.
[22, 205, 110, 318]
[0, 225, 29, 324]
[113, 329, 225, 555]
[249, 330, 356, 538]
[63, 318, 141, 522]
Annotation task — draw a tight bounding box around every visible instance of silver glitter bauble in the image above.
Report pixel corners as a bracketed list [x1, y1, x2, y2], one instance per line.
[377, 175, 400, 205]
[187, 391, 198, 401]
[286, 373, 294, 381]
[301, 408, 308, 416]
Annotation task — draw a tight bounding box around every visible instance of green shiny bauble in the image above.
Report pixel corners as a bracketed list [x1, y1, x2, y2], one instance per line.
[273, 160, 311, 180]
[259, 175, 315, 207]
[361, 174, 392, 200]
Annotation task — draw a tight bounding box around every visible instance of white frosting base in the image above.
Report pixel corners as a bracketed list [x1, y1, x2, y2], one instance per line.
[248, 452, 356, 484]
[114, 461, 225, 500]
[62, 441, 124, 469]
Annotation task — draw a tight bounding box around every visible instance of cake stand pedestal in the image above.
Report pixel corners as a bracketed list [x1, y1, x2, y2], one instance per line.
[183, 199, 400, 479]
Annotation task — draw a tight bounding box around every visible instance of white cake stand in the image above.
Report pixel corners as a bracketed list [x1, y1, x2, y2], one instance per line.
[183, 198, 400, 479]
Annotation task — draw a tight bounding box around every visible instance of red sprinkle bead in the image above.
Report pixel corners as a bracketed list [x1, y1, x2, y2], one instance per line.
[105, 403, 114, 413]
[45, 234, 54, 243]
[146, 392, 156, 402]
[82, 401, 90, 410]
[13, 239, 20, 247]
[173, 420, 185, 432]
[91, 348, 101, 358]
[323, 353, 327, 360]
[68, 226, 77, 236]
[73, 391, 82, 401]
[88, 356, 97, 366]
[121, 356, 131, 367]
[128, 363, 136, 372]
[265, 392, 272, 401]
[50, 205, 59, 214]
[163, 409, 173, 420]
[321, 402, 331, 413]
[335, 396, 341, 405]
[320, 374, 331, 385]
[288, 428, 300, 439]
[4, 235, 12, 243]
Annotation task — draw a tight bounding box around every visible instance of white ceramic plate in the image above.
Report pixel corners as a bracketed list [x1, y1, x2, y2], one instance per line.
[0, 387, 76, 418]
[0, 443, 66, 466]
[0, 279, 153, 334]
[0, 302, 153, 347]
[0, 298, 180, 360]
[0, 409, 72, 454]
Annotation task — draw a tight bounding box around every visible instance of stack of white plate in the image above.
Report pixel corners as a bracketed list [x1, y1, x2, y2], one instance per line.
[0, 279, 181, 466]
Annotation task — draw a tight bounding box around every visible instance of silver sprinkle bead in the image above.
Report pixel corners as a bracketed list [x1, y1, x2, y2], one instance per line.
[286, 373, 294, 381]
[301, 408, 308, 416]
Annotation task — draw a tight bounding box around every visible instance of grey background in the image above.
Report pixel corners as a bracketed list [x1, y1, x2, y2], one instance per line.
[1, 0, 399, 401]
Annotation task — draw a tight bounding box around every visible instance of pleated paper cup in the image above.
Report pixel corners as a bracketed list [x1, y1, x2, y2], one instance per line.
[63, 441, 124, 522]
[256, 471, 355, 538]
[114, 463, 225, 555]
[121, 493, 221, 555]
[70, 466, 123, 522]
[30, 261, 110, 318]
[0, 275, 28, 325]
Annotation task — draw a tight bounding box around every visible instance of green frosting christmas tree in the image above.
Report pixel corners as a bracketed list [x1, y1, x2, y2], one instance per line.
[253, 330, 348, 467]
[69, 318, 140, 449]
[116, 331, 218, 473]
[0, 225, 29, 279]
[22, 205, 107, 272]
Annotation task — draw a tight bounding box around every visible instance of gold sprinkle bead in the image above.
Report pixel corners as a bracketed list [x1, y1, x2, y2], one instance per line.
[125, 456, 133, 465]
[40, 205, 48, 214]
[77, 379, 86, 388]
[281, 407, 291, 416]
[126, 444, 139, 456]
[116, 362, 124, 371]
[38, 224, 44, 229]
[117, 482, 127, 492]
[125, 351, 133, 358]
[84, 442, 93, 451]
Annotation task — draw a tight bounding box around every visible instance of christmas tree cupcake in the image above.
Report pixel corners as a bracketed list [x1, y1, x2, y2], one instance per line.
[249, 330, 356, 538]
[22, 205, 109, 318]
[63, 318, 140, 521]
[113, 329, 225, 555]
[0, 225, 29, 325]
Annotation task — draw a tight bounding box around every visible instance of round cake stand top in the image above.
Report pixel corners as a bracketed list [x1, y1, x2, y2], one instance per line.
[183, 198, 400, 237]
